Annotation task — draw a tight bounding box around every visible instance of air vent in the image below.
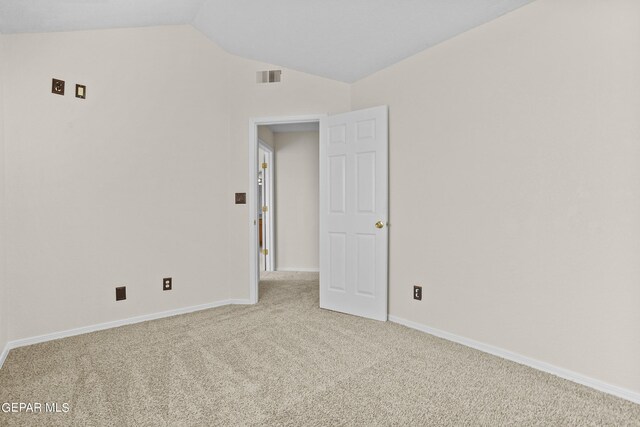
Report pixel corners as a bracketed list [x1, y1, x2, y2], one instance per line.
[257, 70, 282, 83]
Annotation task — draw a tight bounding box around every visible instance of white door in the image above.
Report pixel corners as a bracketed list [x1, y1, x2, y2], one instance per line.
[258, 142, 275, 272]
[319, 106, 388, 321]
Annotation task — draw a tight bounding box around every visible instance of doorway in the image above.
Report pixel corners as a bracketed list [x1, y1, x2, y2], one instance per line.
[249, 115, 324, 304]
[249, 107, 389, 321]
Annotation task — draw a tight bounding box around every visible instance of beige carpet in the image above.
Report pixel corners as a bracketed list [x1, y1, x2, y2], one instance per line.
[1, 272, 639, 426]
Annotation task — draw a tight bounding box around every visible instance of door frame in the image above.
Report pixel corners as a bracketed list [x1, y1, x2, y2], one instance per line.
[248, 114, 326, 304]
[258, 139, 275, 272]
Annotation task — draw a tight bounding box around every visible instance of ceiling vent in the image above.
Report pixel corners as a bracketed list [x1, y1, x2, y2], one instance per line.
[257, 70, 282, 83]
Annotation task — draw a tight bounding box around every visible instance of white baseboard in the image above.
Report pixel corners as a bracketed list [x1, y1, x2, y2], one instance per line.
[275, 267, 320, 272]
[228, 299, 253, 305]
[0, 342, 9, 369]
[0, 298, 255, 369]
[389, 315, 640, 405]
[4, 303, 637, 406]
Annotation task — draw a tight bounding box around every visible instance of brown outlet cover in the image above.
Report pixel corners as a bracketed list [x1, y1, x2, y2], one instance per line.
[116, 286, 126, 301]
[52, 78, 65, 95]
[235, 193, 246, 204]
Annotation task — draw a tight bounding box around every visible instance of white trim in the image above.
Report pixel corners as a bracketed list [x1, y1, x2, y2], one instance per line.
[249, 122, 259, 305]
[249, 114, 325, 305]
[0, 298, 252, 369]
[258, 139, 275, 272]
[3, 303, 637, 406]
[0, 343, 9, 369]
[389, 315, 640, 405]
[276, 267, 320, 272]
[228, 299, 253, 305]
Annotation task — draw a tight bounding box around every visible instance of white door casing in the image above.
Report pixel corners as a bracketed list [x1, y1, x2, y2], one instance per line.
[319, 106, 388, 321]
[258, 140, 275, 272]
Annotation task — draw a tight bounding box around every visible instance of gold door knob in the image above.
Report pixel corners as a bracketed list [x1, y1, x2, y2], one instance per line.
[375, 221, 385, 229]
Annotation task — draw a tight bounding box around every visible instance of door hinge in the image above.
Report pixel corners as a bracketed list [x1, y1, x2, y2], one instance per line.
[262, 206, 268, 212]
[262, 249, 269, 255]
[262, 162, 268, 169]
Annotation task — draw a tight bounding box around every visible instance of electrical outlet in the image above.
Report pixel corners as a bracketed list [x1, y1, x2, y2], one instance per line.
[51, 78, 65, 95]
[413, 285, 422, 301]
[116, 286, 126, 301]
[163, 277, 172, 291]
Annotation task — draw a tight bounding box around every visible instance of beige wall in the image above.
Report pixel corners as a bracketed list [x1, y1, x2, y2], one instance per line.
[0, 35, 7, 352]
[1, 25, 350, 341]
[3, 26, 231, 341]
[351, 0, 640, 393]
[257, 126, 274, 150]
[274, 131, 319, 271]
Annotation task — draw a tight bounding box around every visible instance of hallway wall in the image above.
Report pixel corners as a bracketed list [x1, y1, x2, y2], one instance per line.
[274, 131, 319, 271]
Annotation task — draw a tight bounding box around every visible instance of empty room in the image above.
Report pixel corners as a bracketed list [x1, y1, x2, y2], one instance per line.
[0, 0, 639, 425]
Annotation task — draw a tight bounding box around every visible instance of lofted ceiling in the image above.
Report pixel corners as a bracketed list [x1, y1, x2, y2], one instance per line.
[0, 0, 534, 82]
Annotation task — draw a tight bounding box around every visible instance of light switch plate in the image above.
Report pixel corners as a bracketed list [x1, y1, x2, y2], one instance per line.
[75, 84, 86, 99]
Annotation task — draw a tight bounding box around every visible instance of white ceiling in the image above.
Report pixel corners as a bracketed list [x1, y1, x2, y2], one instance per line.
[0, 0, 206, 33]
[0, 0, 534, 82]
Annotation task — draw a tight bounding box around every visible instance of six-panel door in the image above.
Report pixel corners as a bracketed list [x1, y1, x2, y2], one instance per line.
[319, 106, 388, 321]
